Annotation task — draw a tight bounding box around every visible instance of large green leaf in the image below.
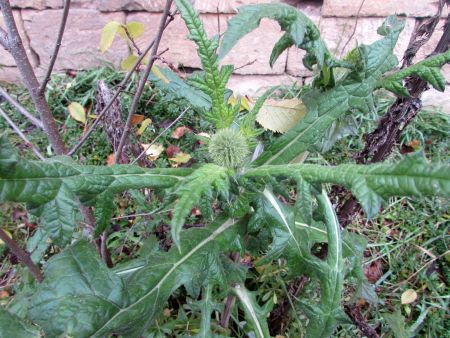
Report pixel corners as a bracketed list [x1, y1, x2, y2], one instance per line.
[0, 309, 41, 338]
[0, 136, 191, 244]
[246, 153, 449, 218]
[7, 217, 240, 337]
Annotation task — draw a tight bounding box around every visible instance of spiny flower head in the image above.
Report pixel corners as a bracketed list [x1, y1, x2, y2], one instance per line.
[208, 128, 249, 168]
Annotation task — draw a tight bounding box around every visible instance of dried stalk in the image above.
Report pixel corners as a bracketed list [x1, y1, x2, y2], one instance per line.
[0, 106, 45, 160]
[0, 86, 43, 129]
[114, 0, 173, 163]
[39, 0, 71, 94]
[0, 228, 43, 282]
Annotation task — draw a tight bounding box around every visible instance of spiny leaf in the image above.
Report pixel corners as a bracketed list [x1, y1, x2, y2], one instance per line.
[378, 50, 450, 95]
[171, 164, 229, 248]
[219, 3, 329, 70]
[244, 152, 450, 218]
[175, 0, 234, 128]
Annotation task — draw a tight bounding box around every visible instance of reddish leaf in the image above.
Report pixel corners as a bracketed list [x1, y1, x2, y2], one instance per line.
[166, 144, 181, 158]
[131, 114, 145, 126]
[106, 154, 115, 166]
[364, 260, 383, 284]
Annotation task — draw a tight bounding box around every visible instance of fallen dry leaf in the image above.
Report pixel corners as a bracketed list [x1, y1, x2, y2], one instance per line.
[364, 260, 383, 284]
[166, 144, 181, 158]
[131, 114, 145, 126]
[142, 143, 164, 161]
[256, 98, 306, 133]
[169, 152, 191, 166]
[401, 289, 418, 304]
[172, 126, 192, 139]
[106, 154, 115, 166]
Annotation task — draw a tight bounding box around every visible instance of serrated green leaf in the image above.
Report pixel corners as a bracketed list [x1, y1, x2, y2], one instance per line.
[94, 192, 115, 236]
[171, 164, 229, 248]
[0, 309, 41, 338]
[175, 0, 234, 128]
[245, 152, 450, 219]
[383, 310, 413, 338]
[378, 50, 450, 94]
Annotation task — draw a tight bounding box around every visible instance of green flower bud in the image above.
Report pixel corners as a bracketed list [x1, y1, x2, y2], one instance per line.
[208, 128, 249, 168]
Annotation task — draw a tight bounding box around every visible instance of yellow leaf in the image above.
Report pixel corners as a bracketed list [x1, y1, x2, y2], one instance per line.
[100, 21, 122, 53]
[151, 65, 170, 84]
[0, 229, 12, 245]
[68, 102, 86, 123]
[169, 152, 191, 164]
[137, 118, 152, 135]
[256, 98, 306, 133]
[142, 143, 164, 161]
[401, 289, 417, 304]
[241, 96, 251, 111]
[126, 22, 145, 39]
[121, 55, 139, 71]
[228, 95, 251, 112]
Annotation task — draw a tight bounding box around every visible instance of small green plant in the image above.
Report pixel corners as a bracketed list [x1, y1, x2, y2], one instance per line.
[0, 1, 449, 337]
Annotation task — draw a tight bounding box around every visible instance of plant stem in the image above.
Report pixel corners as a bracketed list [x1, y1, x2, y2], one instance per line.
[0, 0, 67, 155]
[39, 0, 71, 94]
[114, 0, 173, 163]
[0, 106, 45, 160]
[0, 228, 43, 282]
[0, 86, 43, 129]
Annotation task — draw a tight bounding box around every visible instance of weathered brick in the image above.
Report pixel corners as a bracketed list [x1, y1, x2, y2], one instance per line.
[322, 0, 449, 18]
[10, 0, 96, 9]
[422, 86, 450, 113]
[98, 0, 167, 12]
[22, 9, 127, 70]
[98, 0, 281, 13]
[0, 67, 22, 83]
[228, 74, 300, 95]
[127, 13, 286, 75]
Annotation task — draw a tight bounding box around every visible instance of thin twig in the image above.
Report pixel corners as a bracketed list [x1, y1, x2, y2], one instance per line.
[0, 228, 43, 282]
[339, 0, 366, 57]
[0, 0, 67, 154]
[114, 0, 173, 164]
[67, 13, 175, 156]
[344, 304, 379, 338]
[39, 0, 71, 94]
[0, 106, 45, 160]
[131, 105, 190, 164]
[0, 26, 8, 51]
[0, 86, 43, 129]
[234, 59, 257, 71]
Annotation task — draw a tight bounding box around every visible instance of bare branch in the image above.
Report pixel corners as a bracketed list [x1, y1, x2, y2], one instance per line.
[0, 26, 8, 51]
[0, 0, 67, 154]
[131, 105, 190, 165]
[67, 12, 176, 157]
[0, 227, 44, 282]
[39, 0, 71, 94]
[0, 106, 45, 160]
[0, 86, 43, 129]
[114, 0, 174, 163]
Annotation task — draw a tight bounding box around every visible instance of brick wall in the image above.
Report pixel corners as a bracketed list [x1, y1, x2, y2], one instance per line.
[1, 0, 449, 104]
